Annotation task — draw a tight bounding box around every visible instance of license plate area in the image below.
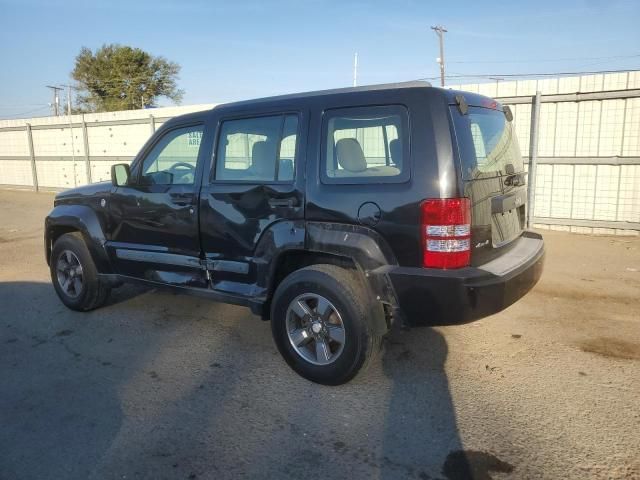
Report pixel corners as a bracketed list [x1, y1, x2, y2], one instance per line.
[490, 188, 526, 248]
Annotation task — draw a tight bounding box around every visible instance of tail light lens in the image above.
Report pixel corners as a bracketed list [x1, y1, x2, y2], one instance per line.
[421, 198, 471, 269]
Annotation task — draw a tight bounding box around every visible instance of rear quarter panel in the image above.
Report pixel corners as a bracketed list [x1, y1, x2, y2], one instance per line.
[305, 88, 459, 267]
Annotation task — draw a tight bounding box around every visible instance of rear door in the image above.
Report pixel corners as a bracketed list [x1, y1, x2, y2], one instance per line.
[199, 111, 305, 295]
[451, 104, 527, 265]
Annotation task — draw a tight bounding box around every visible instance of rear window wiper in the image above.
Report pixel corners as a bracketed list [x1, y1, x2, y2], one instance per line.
[503, 163, 524, 186]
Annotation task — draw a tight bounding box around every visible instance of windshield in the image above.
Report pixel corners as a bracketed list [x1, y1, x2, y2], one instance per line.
[453, 106, 524, 180]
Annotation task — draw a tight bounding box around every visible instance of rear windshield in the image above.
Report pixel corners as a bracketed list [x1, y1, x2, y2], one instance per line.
[452, 106, 523, 180]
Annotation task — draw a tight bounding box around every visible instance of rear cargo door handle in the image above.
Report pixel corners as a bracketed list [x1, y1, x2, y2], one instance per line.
[268, 198, 297, 208]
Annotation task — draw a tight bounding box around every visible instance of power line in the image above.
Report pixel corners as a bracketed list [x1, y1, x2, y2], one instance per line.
[416, 67, 640, 82]
[2, 106, 51, 118]
[0, 104, 49, 109]
[447, 53, 640, 64]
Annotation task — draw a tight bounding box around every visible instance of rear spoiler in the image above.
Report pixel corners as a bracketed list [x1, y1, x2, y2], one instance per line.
[453, 94, 513, 121]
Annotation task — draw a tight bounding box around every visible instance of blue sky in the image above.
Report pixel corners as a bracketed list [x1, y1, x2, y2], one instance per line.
[0, 0, 639, 118]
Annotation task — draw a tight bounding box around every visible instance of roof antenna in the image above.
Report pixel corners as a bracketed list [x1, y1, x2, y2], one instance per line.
[353, 52, 358, 87]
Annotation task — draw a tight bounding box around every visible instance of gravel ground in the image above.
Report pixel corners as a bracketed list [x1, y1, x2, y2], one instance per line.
[0, 189, 638, 480]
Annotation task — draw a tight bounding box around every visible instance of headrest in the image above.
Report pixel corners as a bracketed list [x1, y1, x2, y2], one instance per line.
[252, 141, 271, 163]
[336, 138, 367, 172]
[389, 139, 402, 167]
[251, 141, 275, 177]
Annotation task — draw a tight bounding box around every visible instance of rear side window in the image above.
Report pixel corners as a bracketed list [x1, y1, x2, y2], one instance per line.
[215, 114, 298, 182]
[322, 105, 410, 184]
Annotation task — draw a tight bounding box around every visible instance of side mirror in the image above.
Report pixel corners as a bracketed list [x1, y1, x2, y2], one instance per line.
[111, 163, 130, 186]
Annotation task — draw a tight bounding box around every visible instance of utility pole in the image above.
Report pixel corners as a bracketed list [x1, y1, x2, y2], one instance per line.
[46, 85, 63, 116]
[59, 84, 74, 116]
[430, 25, 447, 87]
[66, 85, 72, 116]
[60, 84, 78, 184]
[353, 52, 358, 87]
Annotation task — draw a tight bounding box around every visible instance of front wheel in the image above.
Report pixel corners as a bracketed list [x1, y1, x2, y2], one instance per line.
[270, 264, 383, 385]
[50, 233, 110, 311]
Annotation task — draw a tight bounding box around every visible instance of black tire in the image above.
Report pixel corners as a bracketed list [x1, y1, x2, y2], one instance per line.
[50, 232, 110, 311]
[271, 264, 384, 385]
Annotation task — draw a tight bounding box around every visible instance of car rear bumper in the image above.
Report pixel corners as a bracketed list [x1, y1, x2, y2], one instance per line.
[383, 231, 545, 325]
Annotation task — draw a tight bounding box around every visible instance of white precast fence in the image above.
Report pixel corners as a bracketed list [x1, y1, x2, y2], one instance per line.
[0, 104, 215, 190]
[452, 71, 640, 235]
[1, 71, 639, 234]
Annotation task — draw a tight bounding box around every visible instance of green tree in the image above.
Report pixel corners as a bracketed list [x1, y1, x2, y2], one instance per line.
[71, 44, 184, 112]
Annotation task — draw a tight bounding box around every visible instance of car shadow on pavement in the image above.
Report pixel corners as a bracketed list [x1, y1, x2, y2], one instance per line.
[381, 324, 514, 480]
[1, 280, 255, 479]
[0, 280, 514, 480]
[0, 281, 128, 480]
[103, 281, 151, 306]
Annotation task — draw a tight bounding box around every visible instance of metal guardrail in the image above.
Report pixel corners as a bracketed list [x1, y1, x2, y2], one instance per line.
[533, 217, 640, 231]
[514, 89, 639, 232]
[528, 156, 640, 166]
[496, 88, 640, 105]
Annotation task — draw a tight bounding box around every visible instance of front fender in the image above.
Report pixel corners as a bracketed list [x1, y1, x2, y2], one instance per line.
[45, 204, 112, 273]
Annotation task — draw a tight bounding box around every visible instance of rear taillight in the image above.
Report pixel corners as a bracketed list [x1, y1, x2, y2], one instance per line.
[421, 198, 471, 269]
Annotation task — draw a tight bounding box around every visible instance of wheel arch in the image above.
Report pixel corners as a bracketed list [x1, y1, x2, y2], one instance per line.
[262, 222, 401, 333]
[45, 205, 113, 273]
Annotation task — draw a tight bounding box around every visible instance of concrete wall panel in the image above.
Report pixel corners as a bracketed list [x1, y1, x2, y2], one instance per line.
[1, 78, 639, 232]
[593, 165, 620, 221]
[32, 127, 84, 157]
[0, 130, 29, 156]
[575, 101, 601, 156]
[35, 160, 86, 188]
[622, 98, 640, 155]
[537, 103, 557, 156]
[598, 100, 625, 156]
[0, 159, 34, 186]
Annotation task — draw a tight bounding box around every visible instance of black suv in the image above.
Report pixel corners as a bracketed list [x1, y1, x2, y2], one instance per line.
[45, 82, 544, 384]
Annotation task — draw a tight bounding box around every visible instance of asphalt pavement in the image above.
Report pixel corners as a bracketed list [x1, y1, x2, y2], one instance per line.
[1, 189, 638, 480]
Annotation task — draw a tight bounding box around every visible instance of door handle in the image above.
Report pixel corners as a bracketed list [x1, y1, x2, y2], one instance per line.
[268, 198, 297, 208]
[170, 193, 194, 206]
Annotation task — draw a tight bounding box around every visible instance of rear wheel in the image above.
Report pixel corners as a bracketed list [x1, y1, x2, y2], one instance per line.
[50, 233, 110, 311]
[271, 264, 383, 385]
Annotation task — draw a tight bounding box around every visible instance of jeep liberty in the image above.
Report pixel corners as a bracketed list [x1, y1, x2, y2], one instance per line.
[45, 81, 544, 384]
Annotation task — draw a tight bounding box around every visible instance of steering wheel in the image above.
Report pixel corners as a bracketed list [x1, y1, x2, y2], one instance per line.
[167, 162, 196, 183]
[168, 162, 196, 174]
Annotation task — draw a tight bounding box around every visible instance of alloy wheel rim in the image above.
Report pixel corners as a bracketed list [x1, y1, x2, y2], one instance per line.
[285, 293, 346, 366]
[56, 250, 84, 298]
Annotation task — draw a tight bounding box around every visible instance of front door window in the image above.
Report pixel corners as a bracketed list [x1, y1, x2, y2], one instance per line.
[140, 125, 204, 185]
